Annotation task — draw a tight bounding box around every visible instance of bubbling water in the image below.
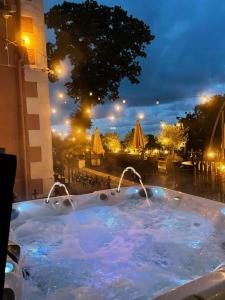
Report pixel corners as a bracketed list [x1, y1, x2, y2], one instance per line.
[45, 182, 75, 209]
[117, 167, 151, 207]
[15, 197, 225, 300]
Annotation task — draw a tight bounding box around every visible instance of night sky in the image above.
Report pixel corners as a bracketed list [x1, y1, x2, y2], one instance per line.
[45, 0, 225, 137]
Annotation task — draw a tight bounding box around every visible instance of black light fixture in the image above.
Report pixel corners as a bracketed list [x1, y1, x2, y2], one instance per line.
[0, 154, 16, 299]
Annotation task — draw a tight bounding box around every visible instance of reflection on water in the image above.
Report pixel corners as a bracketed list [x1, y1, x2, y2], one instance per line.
[146, 171, 225, 203]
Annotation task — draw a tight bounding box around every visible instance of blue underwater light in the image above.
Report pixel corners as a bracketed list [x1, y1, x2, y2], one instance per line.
[5, 262, 14, 273]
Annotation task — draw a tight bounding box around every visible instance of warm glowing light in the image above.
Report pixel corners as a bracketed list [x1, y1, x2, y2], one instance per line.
[176, 123, 181, 127]
[115, 104, 121, 111]
[86, 108, 91, 114]
[201, 95, 209, 104]
[65, 119, 70, 125]
[87, 135, 91, 141]
[21, 34, 31, 46]
[122, 99, 126, 104]
[207, 151, 215, 159]
[56, 67, 62, 74]
[164, 150, 169, 154]
[51, 108, 57, 114]
[153, 149, 159, 154]
[98, 96, 101, 101]
[220, 165, 225, 172]
[71, 137, 76, 142]
[58, 92, 64, 99]
[53, 63, 64, 76]
[58, 132, 62, 137]
[109, 115, 115, 121]
[139, 113, 144, 120]
[160, 122, 166, 128]
[77, 129, 81, 133]
[89, 92, 93, 96]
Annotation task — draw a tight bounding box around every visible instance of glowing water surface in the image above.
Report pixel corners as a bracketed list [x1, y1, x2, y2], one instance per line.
[14, 198, 225, 300]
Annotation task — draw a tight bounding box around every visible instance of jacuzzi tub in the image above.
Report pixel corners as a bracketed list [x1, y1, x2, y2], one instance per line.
[10, 186, 225, 300]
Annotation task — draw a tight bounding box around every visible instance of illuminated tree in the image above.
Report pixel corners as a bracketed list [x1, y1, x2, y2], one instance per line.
[157, 123, 187, 154]
[179, 95, 225, 151]
[124, 130, 149, 153]
[46, 0, 154, 129]
[102, 132, 121, 153]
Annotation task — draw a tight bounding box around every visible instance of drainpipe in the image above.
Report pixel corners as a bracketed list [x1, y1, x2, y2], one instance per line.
[17, 57, 30, 199]
[16, 0, 31, 199]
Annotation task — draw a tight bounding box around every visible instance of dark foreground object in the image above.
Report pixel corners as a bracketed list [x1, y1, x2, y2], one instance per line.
[0, 154, 16, 299]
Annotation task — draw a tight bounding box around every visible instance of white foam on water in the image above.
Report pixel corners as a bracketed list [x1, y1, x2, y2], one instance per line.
[14, 198, 225, 300]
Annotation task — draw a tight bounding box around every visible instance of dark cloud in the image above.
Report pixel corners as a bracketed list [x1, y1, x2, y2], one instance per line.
[46, 0, 225, 135]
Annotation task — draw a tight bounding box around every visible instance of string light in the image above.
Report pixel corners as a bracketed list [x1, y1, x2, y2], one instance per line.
[58, 92, 64, 99]
[160, 121, 166, 128]
[201, 95, 209, 104]
[139, 113, 144, 120]
[122, 99, 126, 104]
[115, 104, 121, 111]
[89, 92, 93, 96]
[51, 108, 57, 114]
[109, 115, 115, 121]
[156, 100, 160, 105]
